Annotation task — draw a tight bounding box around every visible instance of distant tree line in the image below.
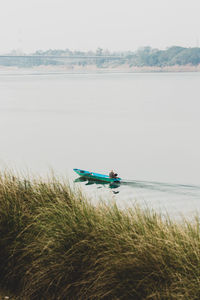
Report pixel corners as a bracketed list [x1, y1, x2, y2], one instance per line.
[0, 46, 200, 68]
[128, 46, 200, 67]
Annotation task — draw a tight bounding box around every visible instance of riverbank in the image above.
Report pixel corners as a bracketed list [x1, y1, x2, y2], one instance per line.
[0, 63, 200, 74]
[0, 172, 200, 299]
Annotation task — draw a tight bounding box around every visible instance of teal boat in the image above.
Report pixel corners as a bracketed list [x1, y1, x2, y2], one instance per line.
[73, 168, 121, 183]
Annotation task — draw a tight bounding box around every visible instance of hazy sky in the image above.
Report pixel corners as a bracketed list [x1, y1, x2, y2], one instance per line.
[1, 0, 200, 53]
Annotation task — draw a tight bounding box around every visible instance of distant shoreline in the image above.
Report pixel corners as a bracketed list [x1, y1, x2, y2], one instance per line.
[0, 64, 200, 74]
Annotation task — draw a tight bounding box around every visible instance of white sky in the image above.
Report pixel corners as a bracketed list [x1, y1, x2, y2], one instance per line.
[1, 0, 200, 53]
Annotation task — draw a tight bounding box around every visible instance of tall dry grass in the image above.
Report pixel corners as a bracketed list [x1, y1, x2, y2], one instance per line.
[0, 172, 200, 299]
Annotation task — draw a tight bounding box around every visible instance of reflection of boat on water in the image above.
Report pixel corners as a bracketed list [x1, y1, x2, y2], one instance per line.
[74, 177, 87, 183]
[74, 177, 120, 190]
[73, 168, 121, 183]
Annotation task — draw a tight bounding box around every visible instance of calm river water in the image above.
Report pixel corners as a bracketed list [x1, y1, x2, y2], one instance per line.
[0, 70, 200, 218]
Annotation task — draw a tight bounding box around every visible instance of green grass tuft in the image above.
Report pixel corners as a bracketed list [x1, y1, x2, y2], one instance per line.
[0, 172, 200, 299]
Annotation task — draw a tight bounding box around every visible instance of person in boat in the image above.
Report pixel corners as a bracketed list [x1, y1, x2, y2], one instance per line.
[109, 170, 118, 179]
